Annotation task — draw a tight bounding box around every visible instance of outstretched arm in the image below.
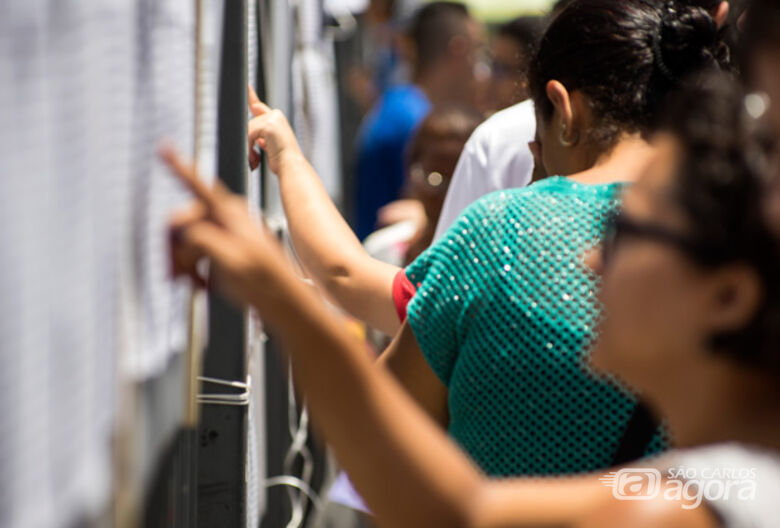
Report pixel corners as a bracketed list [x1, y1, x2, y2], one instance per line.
[163, 148, 718, 528]
[247, 88, 401, 335]
[165, 146, 484, 526]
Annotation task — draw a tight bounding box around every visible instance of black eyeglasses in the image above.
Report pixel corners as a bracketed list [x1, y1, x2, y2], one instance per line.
[601, 212, 724, 267]
[491, 61, 518, 78]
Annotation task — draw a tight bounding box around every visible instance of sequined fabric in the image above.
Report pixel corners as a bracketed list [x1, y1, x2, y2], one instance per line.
[406, 177, 665, 476]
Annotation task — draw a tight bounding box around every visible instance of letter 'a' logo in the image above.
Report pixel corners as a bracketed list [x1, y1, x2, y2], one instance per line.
[600, 468, 662, 500]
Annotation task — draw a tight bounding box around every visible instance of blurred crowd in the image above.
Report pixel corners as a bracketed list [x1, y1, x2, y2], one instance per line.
[345, 1, 545, 251]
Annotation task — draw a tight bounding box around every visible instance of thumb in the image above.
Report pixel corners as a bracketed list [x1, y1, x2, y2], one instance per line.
[177, 221, 243, 273]
[248, 116, 271, 148]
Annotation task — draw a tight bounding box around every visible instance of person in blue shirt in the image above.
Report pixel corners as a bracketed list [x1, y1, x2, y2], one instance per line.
[354, 1, 484, 240]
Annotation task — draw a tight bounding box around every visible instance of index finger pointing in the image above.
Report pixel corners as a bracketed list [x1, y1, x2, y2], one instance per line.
[248, 83, 261, 105]
[159, 145, 218, 208]
[248, 84, 271, 116]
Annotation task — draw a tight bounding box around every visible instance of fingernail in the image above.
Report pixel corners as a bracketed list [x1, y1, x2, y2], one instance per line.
[158, 141, 174, 156]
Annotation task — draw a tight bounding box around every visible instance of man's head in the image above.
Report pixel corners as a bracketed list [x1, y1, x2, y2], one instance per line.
[406, 2, 483, 91]
[488, 16, 544, 109]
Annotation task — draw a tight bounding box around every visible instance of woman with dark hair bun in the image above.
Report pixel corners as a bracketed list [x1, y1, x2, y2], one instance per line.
[165, 71, 780, 528]
[238, 0, 731, 480]
[529, 0, 729, 164]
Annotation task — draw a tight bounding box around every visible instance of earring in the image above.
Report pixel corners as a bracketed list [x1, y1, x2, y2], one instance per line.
[559, 124, 575, 148]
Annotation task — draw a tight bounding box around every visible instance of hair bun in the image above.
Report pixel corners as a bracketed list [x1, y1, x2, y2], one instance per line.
[645, 2, 730, 118]
[654, 2, 729, 82]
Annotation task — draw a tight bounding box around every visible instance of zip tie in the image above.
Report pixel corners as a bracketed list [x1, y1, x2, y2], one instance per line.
[197, 375, 251, 406]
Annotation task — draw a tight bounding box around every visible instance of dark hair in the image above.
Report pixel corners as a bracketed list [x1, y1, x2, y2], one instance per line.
[660, 72, 780, 376]
[407, 2, 471, 75]
[677, 0, 721, 9]
[530, 0, 729, 149]
[407, 104, 483, 166]
[550, 0, 576, 16]
[497, 16, 544, 57]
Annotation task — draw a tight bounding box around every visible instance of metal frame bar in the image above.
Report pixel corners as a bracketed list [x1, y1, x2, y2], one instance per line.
[197, 1, 250, 526]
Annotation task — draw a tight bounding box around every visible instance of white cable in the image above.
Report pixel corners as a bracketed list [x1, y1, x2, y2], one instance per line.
[263, 476, 323, 512]
[281, 363, 314, 528]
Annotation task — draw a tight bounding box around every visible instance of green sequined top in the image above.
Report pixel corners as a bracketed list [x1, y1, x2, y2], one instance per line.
[406, 177, 665, 477]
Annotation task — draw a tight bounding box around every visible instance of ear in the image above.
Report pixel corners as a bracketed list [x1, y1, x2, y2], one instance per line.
[545, 80, 578, 143]
[704, 264, 763, 334]
[583, 247, 604, 276]
[713, 2, 730, 29]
